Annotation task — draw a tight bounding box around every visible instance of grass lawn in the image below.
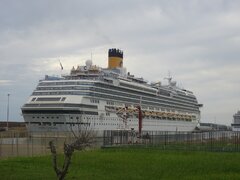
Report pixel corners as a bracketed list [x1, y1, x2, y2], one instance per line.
[1, 147, 240, 179]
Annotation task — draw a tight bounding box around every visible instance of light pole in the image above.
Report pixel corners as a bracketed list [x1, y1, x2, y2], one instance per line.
[6, 93, 10, 131]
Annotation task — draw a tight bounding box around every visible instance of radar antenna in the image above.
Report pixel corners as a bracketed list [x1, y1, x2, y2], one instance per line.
[164, 71, 172, 85]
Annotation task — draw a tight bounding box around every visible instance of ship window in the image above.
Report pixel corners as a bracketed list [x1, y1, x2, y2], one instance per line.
[31, 98, 36, 101]
[61, 97, 66, 101]
[31, 122, 41, 125]
[107, 101, 114, 105]
[36, 97, 61, 101]
[90, 99, 99, 104]
[42, 122, 51, 126]
[53, 122, 64, 125]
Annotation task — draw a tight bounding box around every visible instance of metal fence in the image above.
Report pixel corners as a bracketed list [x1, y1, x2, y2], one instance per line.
[0, 131, 103, 158]
[2, 130, 240, 158]
[103, 130, 240, 152]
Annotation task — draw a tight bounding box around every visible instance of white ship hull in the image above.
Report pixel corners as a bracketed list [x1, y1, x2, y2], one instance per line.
[23, 113, 198, 134]
[22, 48, 202, 134]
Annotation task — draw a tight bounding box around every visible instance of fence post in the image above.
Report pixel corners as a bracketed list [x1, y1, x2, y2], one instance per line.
[16, 132, 19, 157]
[210, 131, 213, 152]
[102, 130, 104, 146]
[11, 132, 14, 157]
[112, 130, 114, 146]
[44, 131, 47, 155]
[0, 133, 2, 157]
[31, 134, 33, 157]
[237, 132, 239, 152]
[164, 131, 167, 148]
[27, 133, 29, 157]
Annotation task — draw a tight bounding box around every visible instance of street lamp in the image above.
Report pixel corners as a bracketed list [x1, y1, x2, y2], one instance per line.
[6, 93, 10, 131]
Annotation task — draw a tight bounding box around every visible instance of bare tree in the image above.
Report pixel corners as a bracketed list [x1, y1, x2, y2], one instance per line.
[49, 122, 96, 180]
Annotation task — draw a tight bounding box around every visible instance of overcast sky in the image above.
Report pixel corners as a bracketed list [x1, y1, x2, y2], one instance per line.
[0, 0, 239, 125]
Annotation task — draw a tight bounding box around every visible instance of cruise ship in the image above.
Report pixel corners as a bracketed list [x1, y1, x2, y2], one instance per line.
[22, 49, 202, 133]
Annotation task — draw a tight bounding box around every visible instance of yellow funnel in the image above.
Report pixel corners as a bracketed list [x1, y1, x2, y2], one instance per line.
[108, 49, 123, 69]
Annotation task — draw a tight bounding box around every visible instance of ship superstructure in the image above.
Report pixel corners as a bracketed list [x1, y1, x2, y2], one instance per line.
[22, 49, 202, 133]
[232, 111, 240, 131]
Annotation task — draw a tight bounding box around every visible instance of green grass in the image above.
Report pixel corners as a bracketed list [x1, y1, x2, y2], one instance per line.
[1, 148, 240, 179]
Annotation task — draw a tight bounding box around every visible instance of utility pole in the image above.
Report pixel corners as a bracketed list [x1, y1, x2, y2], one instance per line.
[6, 93, 10, 131]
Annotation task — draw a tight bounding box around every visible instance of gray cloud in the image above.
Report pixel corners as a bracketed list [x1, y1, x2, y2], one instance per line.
[0, 0, 239, 125]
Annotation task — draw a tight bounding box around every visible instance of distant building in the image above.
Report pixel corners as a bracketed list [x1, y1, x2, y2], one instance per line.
[232, 111, 240, 131]
[197, 122, 231, 131]
[0, 121, 26, 131]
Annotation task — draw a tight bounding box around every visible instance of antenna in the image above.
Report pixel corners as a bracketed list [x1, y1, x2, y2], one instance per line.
[164, 70, 172, 85]
[59, 59, 63, 70]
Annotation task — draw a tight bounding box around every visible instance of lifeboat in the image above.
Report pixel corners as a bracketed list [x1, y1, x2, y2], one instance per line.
[157, 112, 162, 118]
[166, 112, 171, 118]
[127, 108, 134, 113]
[177, 114, 183, 119]
[169, 112, 174, 118]
[173, 114, 178, 119]
[162, 112, 167, 118]
[133, 109, 138, 114]
[186, 116, 191, 121]
[151, 111, 157, 117]
[145, 111, 151, 116]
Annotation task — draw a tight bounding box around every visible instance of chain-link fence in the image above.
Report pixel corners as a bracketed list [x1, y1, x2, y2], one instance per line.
[103, 130, 240, 152]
